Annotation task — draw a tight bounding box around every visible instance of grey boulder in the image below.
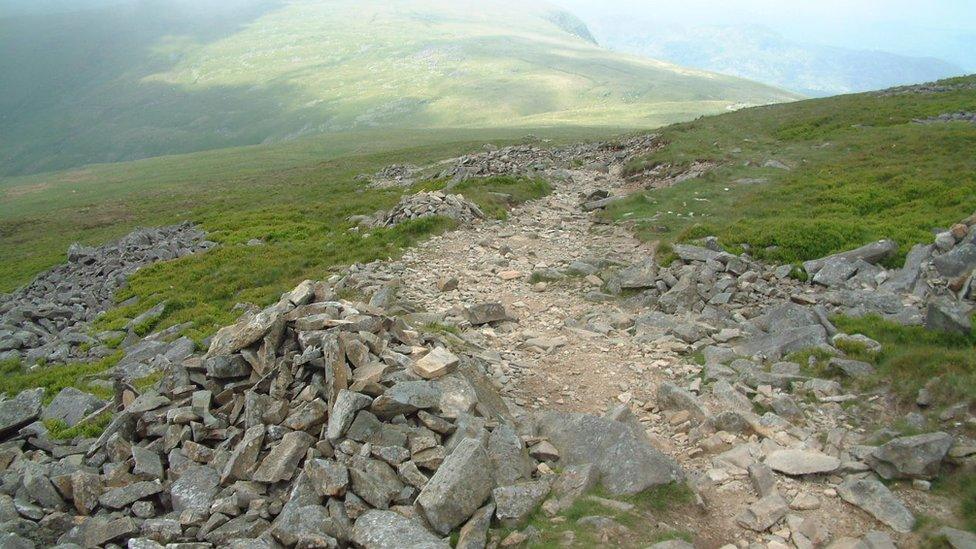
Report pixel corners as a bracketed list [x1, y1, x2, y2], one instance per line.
[535, 411, 683, 495]
[492, 480, 551, 527]
[42, 387, 105, 427]
[803, 240, 897, 275]
[0, 388, 43, 438]
[925, 299, 973, 335]
[170, 466, 219, 514]
[416, 438, 493, 535]
[352, 510, 449, 549]
[868, 432, 953, 479]
[837, 477, 915, 533]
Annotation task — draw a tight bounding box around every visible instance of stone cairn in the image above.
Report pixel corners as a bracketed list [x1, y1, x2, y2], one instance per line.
[0, 223, 214, 366]
[365, 191, 486, 228]
[0, 279, 684, 548]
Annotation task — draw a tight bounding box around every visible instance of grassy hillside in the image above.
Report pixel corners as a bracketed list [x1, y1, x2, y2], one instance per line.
[0, 126, 625, 295]
[605, 75, 976, 266]
[0, 0, 797, 175]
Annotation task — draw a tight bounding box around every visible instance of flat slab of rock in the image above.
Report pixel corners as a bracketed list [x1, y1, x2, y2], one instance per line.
[98, 481, 163, 509]
[353, 510, 450, 549]
[803, 240, 897, 275]
[370, 381, 441, 418]
[868, 431, 953, 479]
[253, 431, 314, 482]
[828, 358, 876, 378]
[734, 325, 828, 362]
[170, 465, 220, 514]
[463, 303, 508, 325]
[765, 449, 840, 475]
[535, 411, 683, 495]
[206, 306, 281, 357]
[937, 526, 976, 549]
[416, 437, 493, 535]
[412, 347, 459, 379]
[0, 388, 43, 437]
[837, 477, 915, 533]
[736, 493, 788, 531]
[42, 387, 105, 427]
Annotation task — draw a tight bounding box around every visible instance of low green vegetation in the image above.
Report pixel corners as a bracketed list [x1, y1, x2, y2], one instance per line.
[502, 483, 695, 548]
[791, 315, 976, 409]
[412, 175, 553, 220]
[43, 414, 113, 441]
[604, 75, 976, 266]
[92, 174, 549, 343]
[834, 315, 976, 406]
[0, 352, 120, 401]
[1, 127, 611, 295]
[923, 471, 976, 539]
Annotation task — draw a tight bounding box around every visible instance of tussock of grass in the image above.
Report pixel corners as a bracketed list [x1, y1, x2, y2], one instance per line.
[44, 414, 113, 441]
[922, 471, 976, 538]
[498, 483, 695, 548]
[790, 315, 976, 409]
[413, 175, 553, 220]
[832, 315, 976, 404]
[0, 352, 120, 402]
[422, 322, 461, 337]
[606, 76, 976, 265]
[133, 371, 165, 393]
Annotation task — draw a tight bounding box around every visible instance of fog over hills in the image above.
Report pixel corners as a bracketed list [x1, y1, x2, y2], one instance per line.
[554, 0, 972, 97]
[0, 0, 795, 176]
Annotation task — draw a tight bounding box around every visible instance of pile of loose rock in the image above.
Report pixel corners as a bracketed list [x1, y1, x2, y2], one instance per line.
[875, 80, 976, 97]
[595, 210, 976, 364]
[0, 278, 687, 548]
[0, 223, 214, 366]
[357, 164, 419, 189]
[361, 191, 487, 228]
[913, 111, 976, 124]
[431, 134, 659, 182]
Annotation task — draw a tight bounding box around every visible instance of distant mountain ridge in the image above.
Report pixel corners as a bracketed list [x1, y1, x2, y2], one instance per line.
[583, 21, 965, 97]
[0, 0, 796, 176]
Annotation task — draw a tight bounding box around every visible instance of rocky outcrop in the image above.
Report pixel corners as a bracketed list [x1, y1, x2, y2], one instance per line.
[0, 277, 688, 547]
[0, 223, 214, 365]
[369, 191, 486, 228]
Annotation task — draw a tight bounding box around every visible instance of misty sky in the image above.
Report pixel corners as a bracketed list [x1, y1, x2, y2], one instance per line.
[554, 0, 976, 70]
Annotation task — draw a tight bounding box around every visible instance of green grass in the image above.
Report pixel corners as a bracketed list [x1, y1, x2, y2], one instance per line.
[43, 414, 113, 441]
[0, 352, 120, 402]
[412, 175, 553, 220]
[133, 371, 166, 393]
[502, 483, 695, 548]
[0, 126, 605, 349]
[791, 315, 976, 408]
[0, 0, 796, 176]
[0, 127, 616, 295]
[86, 172, 547, 343]
[920, 471, 976, 539]
[604, 75, 976, 265]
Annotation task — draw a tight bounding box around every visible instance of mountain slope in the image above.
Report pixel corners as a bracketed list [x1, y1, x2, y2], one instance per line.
[582, 20, 965, 97]
[606, 75, 976, 266]
[0, 0, 797, 176]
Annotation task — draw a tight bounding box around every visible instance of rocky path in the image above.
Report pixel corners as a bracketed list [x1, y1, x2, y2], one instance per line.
[355, 164, 968, 547]
[396, 167, 662, 414]
[1, 138, 972, 549]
